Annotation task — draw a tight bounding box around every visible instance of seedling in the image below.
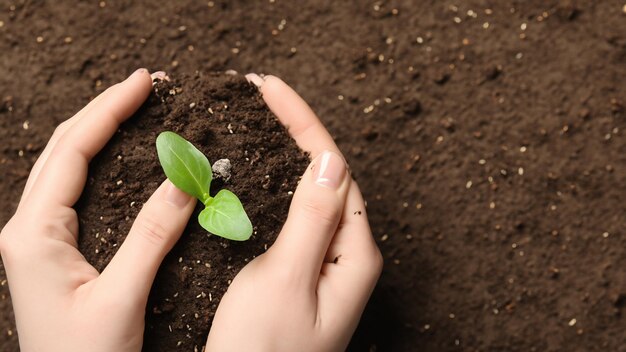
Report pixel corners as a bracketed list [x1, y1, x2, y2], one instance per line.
[156, 131, 253, 241]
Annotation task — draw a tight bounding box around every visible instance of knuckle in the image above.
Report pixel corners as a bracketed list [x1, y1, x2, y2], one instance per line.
[0, 230, 10, 256]
[370, 247, 384, 276]
[53, 120, 71, 136]
[134, 215, 171, 247]
[0, 220, 23, 261]
[300, 199, 340, 227]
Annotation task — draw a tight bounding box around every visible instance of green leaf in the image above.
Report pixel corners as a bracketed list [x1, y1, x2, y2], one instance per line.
[198, 189, 253, 241]
[156, 131, 212, 202]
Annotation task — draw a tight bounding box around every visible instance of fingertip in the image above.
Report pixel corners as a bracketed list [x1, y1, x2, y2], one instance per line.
[151, 71, 170, 82]
[125, 68, 153, 91]
[259, 75, 286, 95]
[128, 67, 149, 79]
[245, 73, 265, 88]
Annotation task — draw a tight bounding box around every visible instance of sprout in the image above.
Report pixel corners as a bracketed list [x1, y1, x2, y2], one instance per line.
[156, 131, 252, 241]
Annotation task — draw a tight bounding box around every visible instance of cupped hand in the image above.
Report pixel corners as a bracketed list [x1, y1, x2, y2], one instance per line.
[205, 75, 383, 352]
[0, 69, 197, 352]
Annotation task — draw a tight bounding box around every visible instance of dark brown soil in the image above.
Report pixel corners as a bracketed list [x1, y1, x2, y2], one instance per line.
[1, 1, 625, 352]
[75, 73, 308, 351]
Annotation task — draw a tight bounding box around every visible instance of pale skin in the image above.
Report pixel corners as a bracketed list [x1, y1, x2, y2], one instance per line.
[0, 69, 383, 352]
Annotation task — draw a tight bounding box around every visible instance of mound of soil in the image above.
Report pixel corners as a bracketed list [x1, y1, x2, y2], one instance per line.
[76, 72, 309, 351]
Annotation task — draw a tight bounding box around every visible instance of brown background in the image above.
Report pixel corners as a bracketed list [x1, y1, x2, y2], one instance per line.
[1, 1, 625, 351]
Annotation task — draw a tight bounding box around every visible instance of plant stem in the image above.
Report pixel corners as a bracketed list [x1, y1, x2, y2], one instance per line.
[201, 193, 212, 205]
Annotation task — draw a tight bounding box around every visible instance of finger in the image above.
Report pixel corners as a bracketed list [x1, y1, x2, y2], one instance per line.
[19, 93, 105, 205]
[316, 181, 382, 332]
[26, 68, 152, 208]
[323, 181, 380, 265]
[95, 180, 195, 305]
[246, 74, 340, 159]
[19, 71, 166, 206]
[268, 151, 351, 287]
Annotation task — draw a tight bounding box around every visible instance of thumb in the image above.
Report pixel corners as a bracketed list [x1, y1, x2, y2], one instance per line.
[96, 179, 196, 305]
[269, 151, 351, 287]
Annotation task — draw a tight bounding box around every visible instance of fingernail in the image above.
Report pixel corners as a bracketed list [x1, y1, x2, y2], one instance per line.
[164, 180, 192, 208]
[245, 73, 265, 88]
[151, 71, 169, 82]
[314, 151, 346, 190]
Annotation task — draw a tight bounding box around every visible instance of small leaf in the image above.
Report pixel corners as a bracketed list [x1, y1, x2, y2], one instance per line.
[198, 189, 253, 241]
[156, 131, 212, 202]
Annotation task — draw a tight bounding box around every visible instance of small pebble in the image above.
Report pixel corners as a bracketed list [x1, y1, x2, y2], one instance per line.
[568, 318, 577, 326]
[213, 159, 232, 181]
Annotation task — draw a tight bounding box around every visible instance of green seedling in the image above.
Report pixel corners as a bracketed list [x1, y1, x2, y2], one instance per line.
[156, 131, 253, 241]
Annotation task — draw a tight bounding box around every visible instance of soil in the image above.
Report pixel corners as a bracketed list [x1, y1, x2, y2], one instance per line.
[76, 73, 309, 351]
[1, 1, 625, 352]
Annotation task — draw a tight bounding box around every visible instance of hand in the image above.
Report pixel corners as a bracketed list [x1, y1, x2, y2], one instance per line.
[205, 75, 383, 352]
[0, 69, 197, 352]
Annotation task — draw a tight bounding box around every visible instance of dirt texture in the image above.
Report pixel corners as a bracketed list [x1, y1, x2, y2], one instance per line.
[1, 1, 625, 351]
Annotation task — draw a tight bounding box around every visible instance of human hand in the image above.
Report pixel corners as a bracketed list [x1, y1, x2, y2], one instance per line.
[0, 69, 197, 352]
[205, 75, 383, 352]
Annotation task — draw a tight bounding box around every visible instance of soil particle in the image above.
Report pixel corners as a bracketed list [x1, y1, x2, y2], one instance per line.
[212, 158, 232, 182]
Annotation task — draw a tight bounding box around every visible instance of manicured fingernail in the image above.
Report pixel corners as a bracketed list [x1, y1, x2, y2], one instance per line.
[151, 71, 169, 81]
[314, 151, 346, 190]
[245, 73, 265, 88]
[164, 180, 192, 208]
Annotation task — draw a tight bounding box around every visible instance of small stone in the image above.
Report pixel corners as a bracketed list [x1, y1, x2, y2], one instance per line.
[212, 159, 232, 182]
[568, 318, 577, 326]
